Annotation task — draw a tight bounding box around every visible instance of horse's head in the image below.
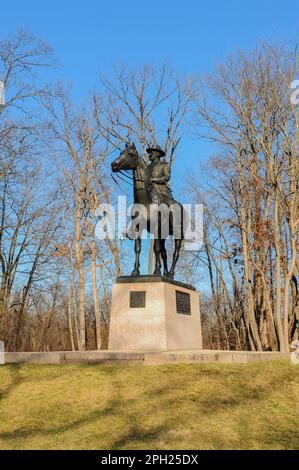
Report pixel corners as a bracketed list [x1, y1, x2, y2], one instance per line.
[111, 142, 138, 172]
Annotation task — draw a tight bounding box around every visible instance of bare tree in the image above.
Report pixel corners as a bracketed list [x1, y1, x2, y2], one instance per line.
[194, 42, 299, 351]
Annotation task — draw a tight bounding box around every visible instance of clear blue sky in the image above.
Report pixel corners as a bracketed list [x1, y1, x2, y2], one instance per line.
[2, 0, 298, 96]
[2, 0, 298, 282]
[2, 0, 299, 185]
[2, 0, 298, 182]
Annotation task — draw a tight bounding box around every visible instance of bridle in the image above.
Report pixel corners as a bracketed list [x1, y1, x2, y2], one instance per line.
[111, 149, 147, 188]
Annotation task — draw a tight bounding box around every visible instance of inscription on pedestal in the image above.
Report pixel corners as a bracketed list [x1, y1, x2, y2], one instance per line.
[109, 280, 202, 350]
[130, 291, 146, 308]
[176, 290, 191, 315]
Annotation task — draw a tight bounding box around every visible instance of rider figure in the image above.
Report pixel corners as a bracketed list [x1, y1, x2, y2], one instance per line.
[146, 145, 174, 206]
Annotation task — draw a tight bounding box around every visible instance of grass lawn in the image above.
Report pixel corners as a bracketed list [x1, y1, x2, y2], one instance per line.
[0, 360, 298, 450]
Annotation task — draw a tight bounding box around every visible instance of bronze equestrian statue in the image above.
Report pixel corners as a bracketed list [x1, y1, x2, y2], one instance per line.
[111, 142, 186, 279]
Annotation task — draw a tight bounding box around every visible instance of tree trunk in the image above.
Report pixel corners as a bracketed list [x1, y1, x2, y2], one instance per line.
[90, 222, 101, 350]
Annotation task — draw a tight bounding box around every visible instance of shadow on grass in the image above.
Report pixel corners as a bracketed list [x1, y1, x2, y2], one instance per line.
[0, 395, 171, 450]
[0, 365, 172, 449]
[0, 364, 23, 402]
[142, 363, 297, 417]
[111, 423, 166, 450]
[0, 362, 297, 449]
[262, 427, 299, 449]
[0, 398, 120, 441]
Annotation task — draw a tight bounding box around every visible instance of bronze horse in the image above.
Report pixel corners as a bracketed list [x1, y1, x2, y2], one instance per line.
[111, 143, 185, 279]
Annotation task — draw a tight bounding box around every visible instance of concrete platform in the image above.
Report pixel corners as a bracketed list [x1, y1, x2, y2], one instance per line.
[4, 351, 146, 364]
[143, 350, 290, 364]
[3, 350, 290, 365]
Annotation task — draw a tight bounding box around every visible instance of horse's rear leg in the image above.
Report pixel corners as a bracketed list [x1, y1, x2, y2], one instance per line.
[153, 238, 162, 276]
[169, 239, 182, 279]
[131, 237, 141, 276]
[161, 238, 168, 277]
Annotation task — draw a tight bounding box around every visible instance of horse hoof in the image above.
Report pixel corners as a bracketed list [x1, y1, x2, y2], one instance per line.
[153, 269, 161, 276]
[131, 269, 140, 277]
[168, 272, 174, 279]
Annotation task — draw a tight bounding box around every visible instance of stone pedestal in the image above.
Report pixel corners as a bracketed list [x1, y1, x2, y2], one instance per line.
[108, 276, 202, 351]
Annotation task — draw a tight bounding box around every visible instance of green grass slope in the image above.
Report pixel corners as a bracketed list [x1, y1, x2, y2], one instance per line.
[0, 361, 298, 450]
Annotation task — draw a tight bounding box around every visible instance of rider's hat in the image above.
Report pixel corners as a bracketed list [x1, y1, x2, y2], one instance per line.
[146, 145, 165, 157]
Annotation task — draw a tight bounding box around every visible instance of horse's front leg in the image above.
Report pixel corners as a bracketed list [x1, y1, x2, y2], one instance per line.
[168, 239, 182, 279]
[131, 236, 141, 276]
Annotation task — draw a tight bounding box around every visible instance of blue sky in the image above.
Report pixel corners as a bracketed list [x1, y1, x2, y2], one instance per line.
[2, 1, 298, 145]
[2, 0, 298, 85]
[2, 0, 298, 179]
[2, 0, 298, 282]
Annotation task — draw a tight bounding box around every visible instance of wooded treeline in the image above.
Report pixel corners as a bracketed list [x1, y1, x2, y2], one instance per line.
[0, 29, 298, 351]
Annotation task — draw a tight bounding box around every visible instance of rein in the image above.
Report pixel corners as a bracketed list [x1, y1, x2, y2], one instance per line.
[110, 173, 124, 190]
[112, 168, 146, 186]
[121, 167, 146, 184]
[111, 151, 148, 193]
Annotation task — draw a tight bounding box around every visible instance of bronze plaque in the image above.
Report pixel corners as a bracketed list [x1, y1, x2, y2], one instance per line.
[130, 291, 146, 308]
[176, 290, 191, 315]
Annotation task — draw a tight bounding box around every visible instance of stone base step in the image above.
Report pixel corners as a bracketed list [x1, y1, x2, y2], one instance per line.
[143, 350, 290, 364]
[3, 350, 290, 365]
